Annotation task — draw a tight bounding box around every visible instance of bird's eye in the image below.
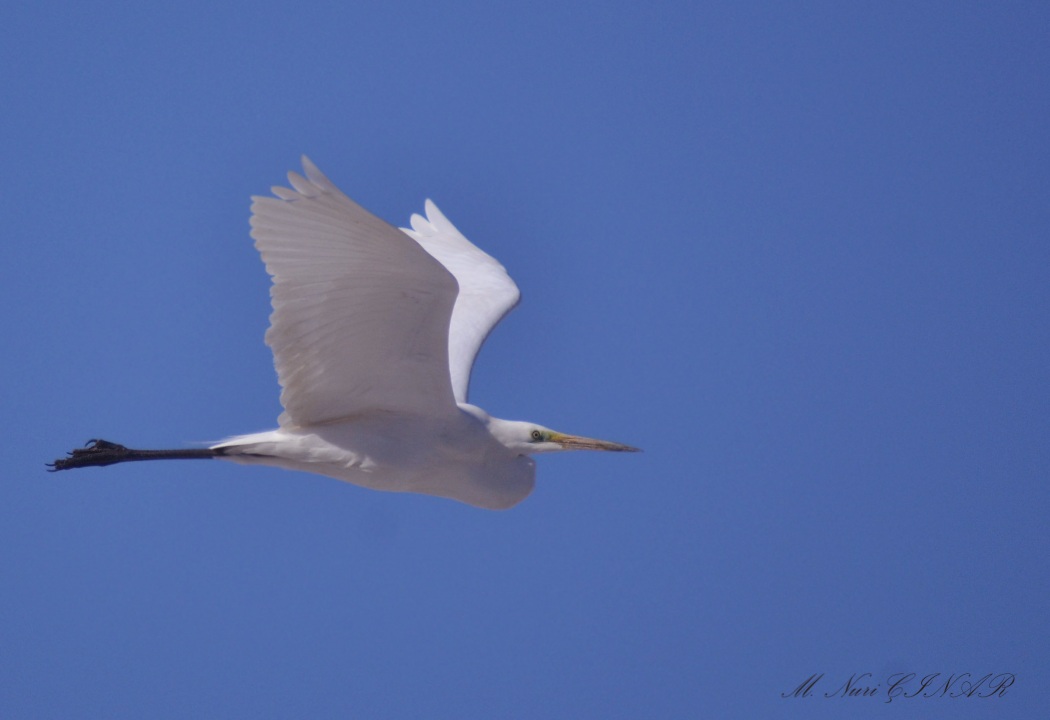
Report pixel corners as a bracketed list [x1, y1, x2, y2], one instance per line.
[530, 430, 543, 441]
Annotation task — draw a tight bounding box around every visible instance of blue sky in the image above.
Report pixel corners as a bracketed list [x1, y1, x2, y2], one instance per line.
[3, 1, 1048, 718]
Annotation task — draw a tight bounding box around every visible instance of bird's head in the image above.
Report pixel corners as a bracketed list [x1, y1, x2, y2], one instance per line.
[489, 418, 640, 456]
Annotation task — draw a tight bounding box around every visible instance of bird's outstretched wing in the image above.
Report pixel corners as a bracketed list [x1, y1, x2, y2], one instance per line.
[401, 201, 521, 403]
[252, 157, 460, 428]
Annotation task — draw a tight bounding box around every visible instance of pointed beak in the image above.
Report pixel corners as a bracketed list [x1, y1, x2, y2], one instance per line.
[550, 433, 641, 452]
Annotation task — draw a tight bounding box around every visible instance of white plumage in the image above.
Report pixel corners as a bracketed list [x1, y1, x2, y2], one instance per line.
[52, 158, 637, 509]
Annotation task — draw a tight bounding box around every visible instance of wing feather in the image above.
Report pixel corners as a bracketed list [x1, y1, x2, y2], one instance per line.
[252, 157, 460, 428]
[401, 201, 520, 402]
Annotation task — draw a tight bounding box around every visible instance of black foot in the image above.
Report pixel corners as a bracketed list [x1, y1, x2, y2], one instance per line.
[47, 439, 131, 471]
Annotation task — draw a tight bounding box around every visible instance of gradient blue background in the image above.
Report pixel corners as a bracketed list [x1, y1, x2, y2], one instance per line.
[4, 2, 1048, 718]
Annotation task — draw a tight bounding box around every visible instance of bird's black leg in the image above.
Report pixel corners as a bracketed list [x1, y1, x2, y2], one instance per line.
[48, 439, 132, 470]
[47, 439, 221, 471]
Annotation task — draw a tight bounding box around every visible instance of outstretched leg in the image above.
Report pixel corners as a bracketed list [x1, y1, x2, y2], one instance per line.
[48, 439, 224, 471]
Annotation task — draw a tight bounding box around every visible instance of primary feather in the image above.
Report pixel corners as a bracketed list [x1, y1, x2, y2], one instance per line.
[250, 157, 460, 427]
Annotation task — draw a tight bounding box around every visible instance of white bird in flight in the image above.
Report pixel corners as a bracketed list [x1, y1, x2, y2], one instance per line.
[50, 158, 638, 509]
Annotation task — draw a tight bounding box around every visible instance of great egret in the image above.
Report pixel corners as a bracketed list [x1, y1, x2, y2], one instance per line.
[49, 158, 638, 509]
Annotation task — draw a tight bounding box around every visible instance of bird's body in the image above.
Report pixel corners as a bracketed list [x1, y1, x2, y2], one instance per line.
[215, 404, 535, 509]
[50, 158, 637, 509]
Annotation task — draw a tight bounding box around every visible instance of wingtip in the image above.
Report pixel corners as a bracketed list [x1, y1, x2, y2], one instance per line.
[407, 211, 428, 235]
[300, 156, 340, 195]
[288, 170, 325, 197]
[424, 199, 454, 231]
